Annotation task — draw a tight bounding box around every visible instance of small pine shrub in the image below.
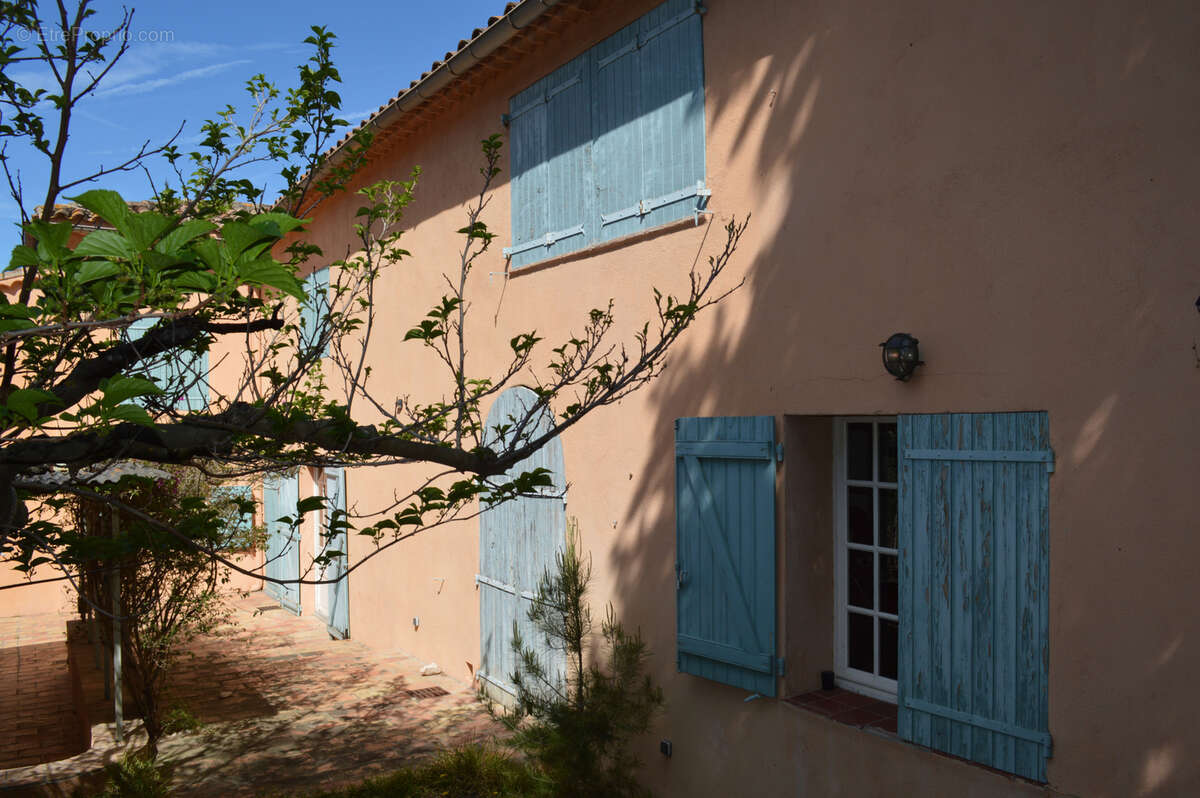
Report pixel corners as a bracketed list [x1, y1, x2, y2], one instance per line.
[505, 520, 664, 798]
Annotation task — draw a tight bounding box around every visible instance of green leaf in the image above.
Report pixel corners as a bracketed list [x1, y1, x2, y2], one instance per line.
[100, 375, 163, 407]
[220, 221, 271, 258]
[238, 259, 304, 299]
[74, 230, 133, 259]
[74, 260, 122, 285]
[69, 190, 131, 232]
[26, 221, 72, 259]
[295, 496, 327, 513]
[108, 404, 155, 426]
[6, 389, 60, 421]
[249, 212, 306, 235]
[191, 239, 225, 272]
[172, 270, 219, 293]
[155, 219, 216, 255]
[123, 212, 172, 251]
[9, 245, 38, 268]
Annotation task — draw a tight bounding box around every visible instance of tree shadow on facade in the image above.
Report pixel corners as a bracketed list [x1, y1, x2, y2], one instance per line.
[606, 2, 1198, 796]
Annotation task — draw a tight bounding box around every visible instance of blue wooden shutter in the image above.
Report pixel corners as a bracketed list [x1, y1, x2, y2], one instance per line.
[175, 346, 208, 411]
[506, 53, 593, 268]
[478, 387, 566, 699]
[591, 20, 644, 242]
[898, 413, 1052, 782]
[302, 267, 330, 358]
[325, 467, 350, 639]
[211, 484, 252, 550]
[126, 317, 167, 401]
[263, 472, 301, 614]
[126, 318, 207, 411]
[594, 0, 706, 241]
[675, 416, 777, 696]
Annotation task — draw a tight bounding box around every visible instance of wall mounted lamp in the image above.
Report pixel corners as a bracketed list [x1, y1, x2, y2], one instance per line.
[880, 333, 923, 381]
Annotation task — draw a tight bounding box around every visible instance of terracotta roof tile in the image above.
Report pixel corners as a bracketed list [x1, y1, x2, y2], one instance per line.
[36, 201, 255, 228]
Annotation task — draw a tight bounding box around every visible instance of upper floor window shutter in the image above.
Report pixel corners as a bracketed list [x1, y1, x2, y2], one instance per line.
[675, 416, 778, 696]
[302, 267, 330, 358]
[506, 52, 594, 269]
[594, 0, 706, 241]
[127, 317, 207, 410]
[506, 0, 706, 266]
[175, 345, 208, 411]
[898, 412, 1052, 782]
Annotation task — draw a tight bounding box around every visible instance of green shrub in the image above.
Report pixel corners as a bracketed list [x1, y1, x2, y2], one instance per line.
[504, 521, 664, 798]
[301, 745, 543, 797]
[161, 705, 203, 735]
[97, 751, 169, 798]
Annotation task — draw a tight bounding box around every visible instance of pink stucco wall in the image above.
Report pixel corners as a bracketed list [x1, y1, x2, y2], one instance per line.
[277, 0, 1196, 795]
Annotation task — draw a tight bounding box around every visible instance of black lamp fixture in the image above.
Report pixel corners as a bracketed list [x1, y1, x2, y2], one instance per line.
[880, 333, 923, 381]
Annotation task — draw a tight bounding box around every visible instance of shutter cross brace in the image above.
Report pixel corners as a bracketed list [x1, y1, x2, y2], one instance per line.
[600, 181, 712, 226]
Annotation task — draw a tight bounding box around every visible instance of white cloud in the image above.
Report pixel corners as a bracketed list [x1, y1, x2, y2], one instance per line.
[95, 59, 253, 98]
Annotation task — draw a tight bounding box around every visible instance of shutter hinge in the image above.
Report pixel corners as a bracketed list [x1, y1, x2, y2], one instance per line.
[775, 443, 784, 462]
[775, 657, 786, 676]
[500, 113, 511, 128]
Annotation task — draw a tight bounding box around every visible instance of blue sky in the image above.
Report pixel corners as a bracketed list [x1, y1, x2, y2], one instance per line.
[2, 1, 506, 242]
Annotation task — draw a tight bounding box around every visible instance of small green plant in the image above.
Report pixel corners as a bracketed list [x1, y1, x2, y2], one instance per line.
[97, 750, 169, 798]
[299, 744, 543, 797]
[504, 520, 664, 798]
[161, 705, 203, 735]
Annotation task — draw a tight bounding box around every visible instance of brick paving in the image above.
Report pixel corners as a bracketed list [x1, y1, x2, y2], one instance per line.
[0, 611, 85, 771]
[0, 593, 508, 796]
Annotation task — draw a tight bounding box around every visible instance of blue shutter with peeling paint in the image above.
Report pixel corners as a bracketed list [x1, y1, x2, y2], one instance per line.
[675, 416, 777, 696]
[302, 267, 329, 358]
[263, 472, 301, 614]
[898, 412, 1052, 782]
[595, 0, 706, 241]
[507, 52, 592, 269]
[325, 467, 350, 639]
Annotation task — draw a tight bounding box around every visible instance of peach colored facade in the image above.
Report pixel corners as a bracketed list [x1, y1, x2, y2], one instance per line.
[281, 1, 1199, 795]
[3, 0, 1195, 795]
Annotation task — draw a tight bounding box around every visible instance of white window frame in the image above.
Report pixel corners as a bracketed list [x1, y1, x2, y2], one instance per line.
[833, 416, 899, 702]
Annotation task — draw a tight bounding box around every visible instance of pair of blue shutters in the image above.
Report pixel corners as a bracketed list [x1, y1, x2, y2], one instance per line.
[505, 0, 706, 268]
[126, 317, 208, 410]
[675, 413, 1051, 782]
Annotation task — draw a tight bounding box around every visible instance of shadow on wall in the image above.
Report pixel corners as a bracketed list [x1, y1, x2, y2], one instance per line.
[608, 2, 1199, 797]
